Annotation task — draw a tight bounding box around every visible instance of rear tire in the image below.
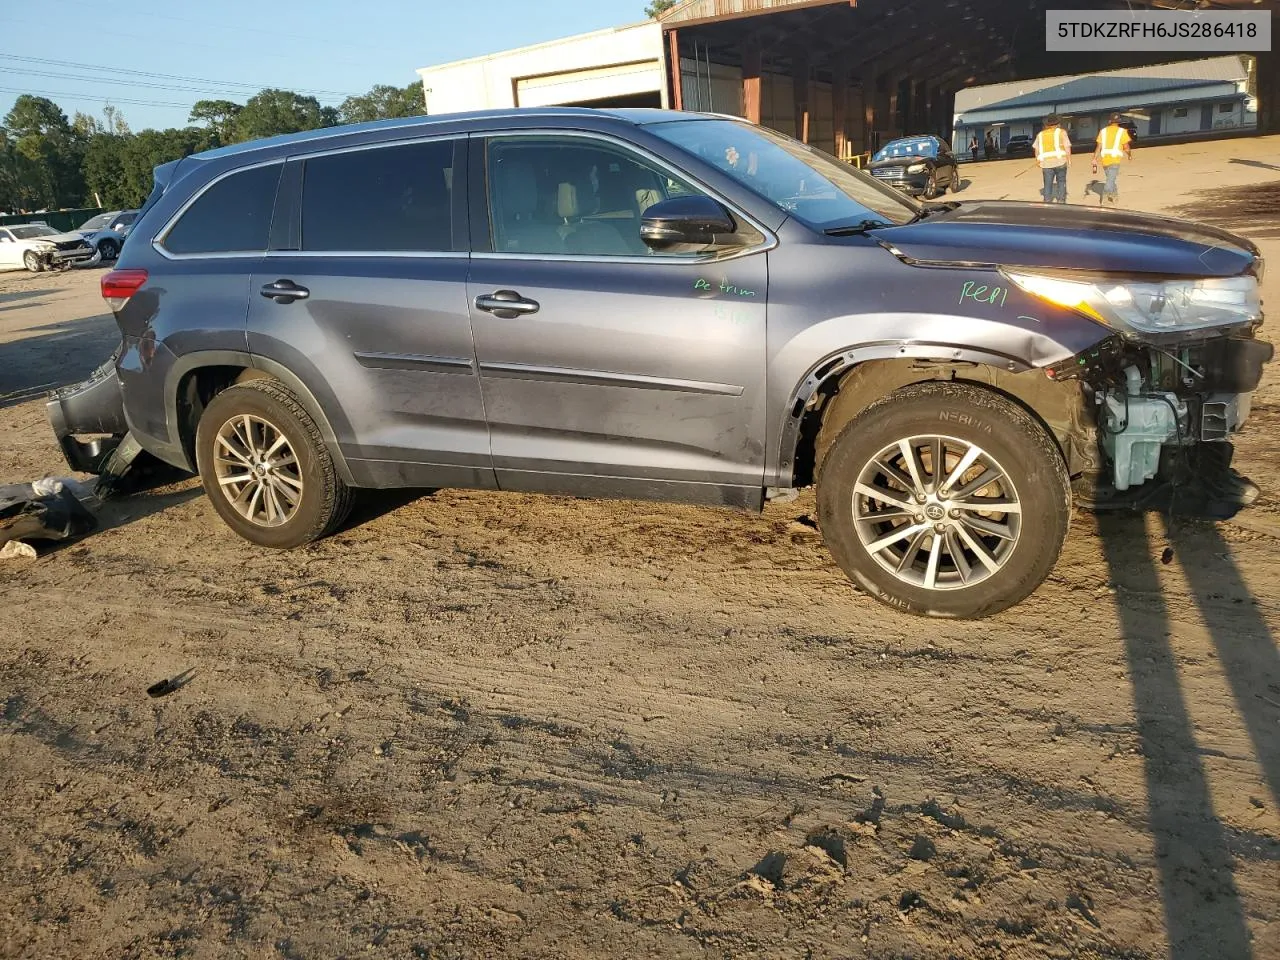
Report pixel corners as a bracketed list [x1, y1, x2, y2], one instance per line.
[816, 382, 1070, 619]
[195, 379, 353, 548]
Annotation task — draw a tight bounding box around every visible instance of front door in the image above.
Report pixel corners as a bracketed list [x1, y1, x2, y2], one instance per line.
[247, 137, 494, 490]
[467, 133, 770, 507]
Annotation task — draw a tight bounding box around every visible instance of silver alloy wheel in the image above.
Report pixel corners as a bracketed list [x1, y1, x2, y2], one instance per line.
[213, 414, 304, 527]
[852, 434, 1022, 591]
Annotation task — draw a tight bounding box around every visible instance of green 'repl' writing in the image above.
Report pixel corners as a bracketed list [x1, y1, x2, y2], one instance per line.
[959, 280, 1008, 308]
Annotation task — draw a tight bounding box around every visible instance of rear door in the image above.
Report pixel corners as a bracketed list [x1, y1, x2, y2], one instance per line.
[247, 137, 493, 490]
[466, 132, 770, 506]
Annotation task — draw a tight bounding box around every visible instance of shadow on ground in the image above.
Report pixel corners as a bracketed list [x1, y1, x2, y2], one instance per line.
[1173, 181, 1280, 241]
[1229, 158, 1280, 174]
[0, 314, 118, 410]
[1098, 507, 1279, 959]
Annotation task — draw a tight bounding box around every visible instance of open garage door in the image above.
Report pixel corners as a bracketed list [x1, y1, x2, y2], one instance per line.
[515, 61, 665, 109]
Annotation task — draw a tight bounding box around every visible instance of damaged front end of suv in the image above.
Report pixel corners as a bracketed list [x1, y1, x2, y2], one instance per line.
[1009, 263, 1271, 516]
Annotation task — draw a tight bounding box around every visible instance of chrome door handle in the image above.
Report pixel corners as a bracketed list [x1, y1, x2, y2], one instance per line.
[474, 290, 539, 319]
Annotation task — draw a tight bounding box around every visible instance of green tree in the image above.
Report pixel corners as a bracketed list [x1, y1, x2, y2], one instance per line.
[234, 88, 327, 142]
[337, 82, 425, 124]
[189, 99, 242, 145]
[645, 0, 677, 18]
[0, 129, 44, 212]
[83, 126, 217, 209]
[2, 95, 85, 208]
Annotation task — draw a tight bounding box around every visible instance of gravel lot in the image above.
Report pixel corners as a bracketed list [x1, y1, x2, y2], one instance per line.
[1, 135, 1278, 959]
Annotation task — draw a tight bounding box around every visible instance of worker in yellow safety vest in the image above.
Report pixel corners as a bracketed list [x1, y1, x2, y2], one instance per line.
[1033, 114, 1071, 204]
[1094, 113, 1133, 205]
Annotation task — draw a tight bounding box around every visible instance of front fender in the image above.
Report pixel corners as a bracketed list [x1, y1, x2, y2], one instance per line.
[765, 310, 1111, 487]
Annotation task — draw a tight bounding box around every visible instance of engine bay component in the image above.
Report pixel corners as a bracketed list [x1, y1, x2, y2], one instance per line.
[1100, 365, 1187, 491]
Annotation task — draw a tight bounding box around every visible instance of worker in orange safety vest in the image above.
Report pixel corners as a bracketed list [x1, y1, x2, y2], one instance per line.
[1033, 114, 1071, 204]
[1094, 113, 1133, 205]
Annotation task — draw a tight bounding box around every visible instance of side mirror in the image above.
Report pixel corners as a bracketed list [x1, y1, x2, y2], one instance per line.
[640, 195, 736, 250]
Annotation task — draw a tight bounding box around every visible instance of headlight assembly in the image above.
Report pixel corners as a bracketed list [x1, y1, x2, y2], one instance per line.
[906, 162, 927, 174]
[1003, 270, 1260, 337]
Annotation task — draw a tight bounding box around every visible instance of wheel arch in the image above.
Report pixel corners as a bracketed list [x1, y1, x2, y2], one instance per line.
[779, 348, 1095, 489]
[163, 351, 355, 484]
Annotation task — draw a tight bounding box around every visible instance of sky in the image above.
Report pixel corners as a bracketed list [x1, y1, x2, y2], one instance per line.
[0, 0, 650, 131]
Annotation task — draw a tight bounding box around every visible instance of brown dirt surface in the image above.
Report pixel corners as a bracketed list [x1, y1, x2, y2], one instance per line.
[2, 136, 1279, 960]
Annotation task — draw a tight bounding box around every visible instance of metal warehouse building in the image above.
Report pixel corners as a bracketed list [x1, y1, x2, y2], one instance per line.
[953, 56, 1258, 155]
[416, 0, 1277, 160]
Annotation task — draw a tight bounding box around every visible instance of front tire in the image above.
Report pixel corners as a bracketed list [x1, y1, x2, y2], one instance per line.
[98, 238, 120, 261]
[950, 165, 962, 193]
[195, 379, 353, 548]
[923, 169, 939, 200]
[23, 251, 43, 272]
[816, 382, 1070, 619]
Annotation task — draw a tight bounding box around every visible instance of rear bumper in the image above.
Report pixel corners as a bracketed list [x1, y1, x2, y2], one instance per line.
[46, 361, 128, 474]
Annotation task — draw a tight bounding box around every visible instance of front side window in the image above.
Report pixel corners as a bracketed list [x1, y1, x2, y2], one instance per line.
[485, 136, 758, 258]
[302, 139, 457, 252]
[648, 118, 918, 230]
[164, 163, 282, 255]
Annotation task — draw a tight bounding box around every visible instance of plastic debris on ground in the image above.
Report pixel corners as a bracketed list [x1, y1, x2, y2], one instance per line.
[0, 477, 98, 558]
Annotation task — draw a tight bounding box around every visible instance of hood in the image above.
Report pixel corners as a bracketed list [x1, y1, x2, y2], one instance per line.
[870, 200, 1257, 278]
[24, 230, 85, 245]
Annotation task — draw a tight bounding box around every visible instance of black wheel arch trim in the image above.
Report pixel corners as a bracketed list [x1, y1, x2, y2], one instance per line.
[162, 350, 356, 485]
[774, 341, 1033, 487]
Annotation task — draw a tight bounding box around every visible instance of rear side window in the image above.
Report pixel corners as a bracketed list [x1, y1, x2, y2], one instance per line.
[164, 163, 282, 255]
[301, 140, 457, 253]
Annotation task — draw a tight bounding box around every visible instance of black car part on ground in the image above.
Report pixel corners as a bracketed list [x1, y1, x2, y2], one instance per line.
[0, 483, 96, 548]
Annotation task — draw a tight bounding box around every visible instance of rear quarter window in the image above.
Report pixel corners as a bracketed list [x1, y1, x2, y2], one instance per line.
[300, 140, 458, 253]
[163, 163, 283, 255]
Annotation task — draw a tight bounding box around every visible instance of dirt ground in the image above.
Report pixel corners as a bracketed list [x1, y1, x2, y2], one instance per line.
[1, 136, 1278, 960]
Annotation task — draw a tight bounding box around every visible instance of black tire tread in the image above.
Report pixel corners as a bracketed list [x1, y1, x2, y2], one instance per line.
[196, 378, 353, 548]
[816, 381, 1071, 619]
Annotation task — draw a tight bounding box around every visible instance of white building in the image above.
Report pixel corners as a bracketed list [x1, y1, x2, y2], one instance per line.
[952, 56, 1257, 155]
[416, 21, 668, 114]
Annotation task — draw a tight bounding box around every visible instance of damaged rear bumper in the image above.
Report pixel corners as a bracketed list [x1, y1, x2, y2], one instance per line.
[46, 357, 128, 474]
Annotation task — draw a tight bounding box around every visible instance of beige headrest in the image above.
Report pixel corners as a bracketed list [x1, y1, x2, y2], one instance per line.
[636, 188, 662, 214]
[557, 182, 580, 219]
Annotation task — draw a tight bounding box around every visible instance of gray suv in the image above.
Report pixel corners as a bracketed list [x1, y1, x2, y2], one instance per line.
[47, 108, 1270, 619]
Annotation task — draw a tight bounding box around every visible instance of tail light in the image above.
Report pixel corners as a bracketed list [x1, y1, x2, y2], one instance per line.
[101, 269, 148, 311]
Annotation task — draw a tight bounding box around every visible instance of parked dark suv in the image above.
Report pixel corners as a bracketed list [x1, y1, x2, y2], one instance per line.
[47, 108, 1271, 618]
[868, 135, 960, 198]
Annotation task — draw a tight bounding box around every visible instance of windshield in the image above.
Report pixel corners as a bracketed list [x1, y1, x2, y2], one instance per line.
[647, 118, 919, 230]
[10, 225, 57, 239]
[78, 213, 112, 231]
[873, 138, 938, 162]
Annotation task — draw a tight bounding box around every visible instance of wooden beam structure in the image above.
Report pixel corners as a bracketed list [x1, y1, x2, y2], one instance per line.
[668, 29, 683, 111]
[742, 44, 762, 124]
